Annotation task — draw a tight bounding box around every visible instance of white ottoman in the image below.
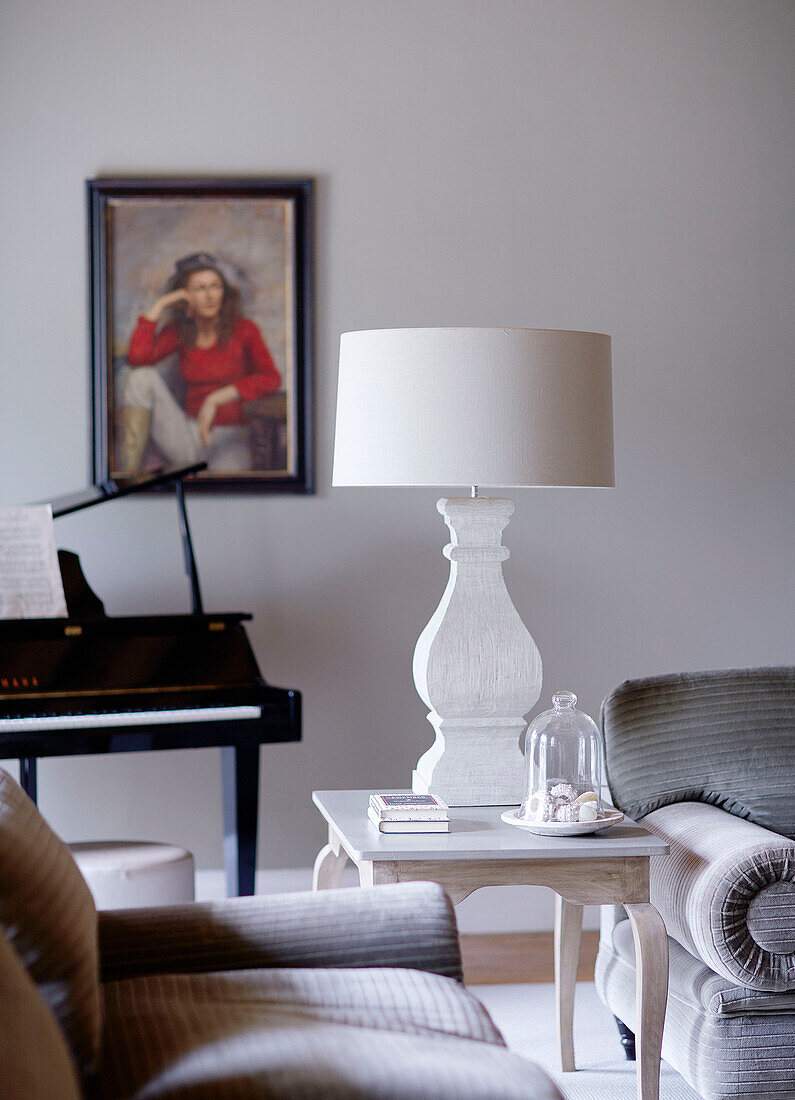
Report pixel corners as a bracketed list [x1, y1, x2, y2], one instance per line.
[70, 840, 195, 909]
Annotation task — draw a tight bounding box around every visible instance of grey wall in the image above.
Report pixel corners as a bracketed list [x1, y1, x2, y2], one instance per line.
[1, 1, 792, 877]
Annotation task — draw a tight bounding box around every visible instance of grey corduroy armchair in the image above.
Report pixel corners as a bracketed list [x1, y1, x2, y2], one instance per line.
[595, 666, 795, 1100]
[0, 764, 562, 1099]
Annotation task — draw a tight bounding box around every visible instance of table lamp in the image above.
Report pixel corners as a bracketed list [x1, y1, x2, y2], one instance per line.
[333, 327, 614, 806]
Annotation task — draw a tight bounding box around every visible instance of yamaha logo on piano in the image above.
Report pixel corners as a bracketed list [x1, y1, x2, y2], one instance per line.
[1, 677, 40, 689]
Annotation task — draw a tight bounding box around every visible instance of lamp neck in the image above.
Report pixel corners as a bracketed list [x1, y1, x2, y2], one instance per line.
[436, 496, 514, 564]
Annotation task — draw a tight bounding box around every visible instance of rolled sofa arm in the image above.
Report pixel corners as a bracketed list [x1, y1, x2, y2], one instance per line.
[99, 882, 462, 983]
[642, 801, 795, 991]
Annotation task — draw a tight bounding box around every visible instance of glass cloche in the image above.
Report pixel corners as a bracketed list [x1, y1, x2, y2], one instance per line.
[517, 691, 603, 828]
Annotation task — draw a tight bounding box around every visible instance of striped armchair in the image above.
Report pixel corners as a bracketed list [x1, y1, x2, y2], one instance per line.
[0, 766, 561, 1099]
[595, 667, 795, 1100]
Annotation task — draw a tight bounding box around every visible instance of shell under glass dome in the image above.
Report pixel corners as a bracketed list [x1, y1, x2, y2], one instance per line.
[518, 691, 603, 826]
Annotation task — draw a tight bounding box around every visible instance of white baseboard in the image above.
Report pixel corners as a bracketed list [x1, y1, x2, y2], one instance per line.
[195, 869, 600, 934]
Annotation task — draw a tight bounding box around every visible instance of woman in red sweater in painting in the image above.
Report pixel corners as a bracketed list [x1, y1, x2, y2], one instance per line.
[120, 252, 281, 473]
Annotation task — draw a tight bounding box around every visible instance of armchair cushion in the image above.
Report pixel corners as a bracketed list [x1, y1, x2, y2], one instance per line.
[99, 965, 558, 1099]
[643, 801, 795, 990]
[611, 919, 795, 1017]
[601, 666, 795, 838]
[596, 917, 795, 1100]
[0, 767, 100, 1073]
[99, 882, 462, 983]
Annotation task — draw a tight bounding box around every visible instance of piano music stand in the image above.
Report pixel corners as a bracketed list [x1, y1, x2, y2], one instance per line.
[49, 463, 207, 615]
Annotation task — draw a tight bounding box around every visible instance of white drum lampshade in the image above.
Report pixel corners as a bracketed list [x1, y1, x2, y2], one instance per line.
[333, 328, 613, 805]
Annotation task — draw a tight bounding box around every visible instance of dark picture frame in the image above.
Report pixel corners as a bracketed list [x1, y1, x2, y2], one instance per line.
[87, 177, 313, 494]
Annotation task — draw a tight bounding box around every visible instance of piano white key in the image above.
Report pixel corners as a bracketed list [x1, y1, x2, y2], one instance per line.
[0, 706, 262, 733]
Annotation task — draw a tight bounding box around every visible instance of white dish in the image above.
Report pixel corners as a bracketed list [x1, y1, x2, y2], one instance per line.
[500, 806, 625, 836]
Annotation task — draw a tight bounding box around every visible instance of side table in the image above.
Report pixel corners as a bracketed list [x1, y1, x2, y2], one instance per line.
[313, 790, 669, 1100]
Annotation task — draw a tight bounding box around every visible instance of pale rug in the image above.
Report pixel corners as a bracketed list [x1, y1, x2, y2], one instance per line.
[473, 981, 701, 1100]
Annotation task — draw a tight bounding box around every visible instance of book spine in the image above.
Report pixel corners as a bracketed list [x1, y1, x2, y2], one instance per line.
[368, 808, 449, 831]
[370, 795, 447, 813]
[375, 814, 449, 822]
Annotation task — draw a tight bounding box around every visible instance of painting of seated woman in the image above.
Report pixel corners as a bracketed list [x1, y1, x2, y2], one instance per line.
[88, 179, 313, 494]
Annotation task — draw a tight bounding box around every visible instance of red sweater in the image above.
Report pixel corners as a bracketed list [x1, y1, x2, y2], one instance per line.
[128, 316, 282, 426]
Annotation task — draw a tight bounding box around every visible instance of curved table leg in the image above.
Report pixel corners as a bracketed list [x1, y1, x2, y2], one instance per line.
[312, 826, 349, 890]
[625, 903, 668, 1100]
[554, 894, 583, 1072]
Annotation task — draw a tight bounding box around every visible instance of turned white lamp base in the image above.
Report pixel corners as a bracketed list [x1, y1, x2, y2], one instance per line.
[410, 496, 542, 807]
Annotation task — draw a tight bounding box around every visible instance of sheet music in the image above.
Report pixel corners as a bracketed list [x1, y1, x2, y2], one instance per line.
[0, 506, 67, 618]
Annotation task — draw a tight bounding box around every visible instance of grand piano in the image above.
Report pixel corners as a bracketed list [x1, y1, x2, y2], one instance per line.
[0, 464, 301, 896]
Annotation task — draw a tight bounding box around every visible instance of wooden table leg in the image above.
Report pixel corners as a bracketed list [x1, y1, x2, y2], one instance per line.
[554, 894, 583, 1072]
[625, 903, 668, 1100]
[312, 826, 349, 890]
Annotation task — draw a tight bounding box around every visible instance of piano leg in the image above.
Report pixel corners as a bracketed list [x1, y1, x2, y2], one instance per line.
[222, 745, 259, 896]
[20, 758, 38, 803]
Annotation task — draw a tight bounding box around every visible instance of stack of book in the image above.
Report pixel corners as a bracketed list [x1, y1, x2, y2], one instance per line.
[367, 793, 450, 833]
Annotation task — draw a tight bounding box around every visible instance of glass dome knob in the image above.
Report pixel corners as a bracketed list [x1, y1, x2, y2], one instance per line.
[552, 691, 577, 709]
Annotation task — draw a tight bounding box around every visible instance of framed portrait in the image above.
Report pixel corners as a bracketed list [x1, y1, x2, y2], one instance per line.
[87, 177, 313, 493]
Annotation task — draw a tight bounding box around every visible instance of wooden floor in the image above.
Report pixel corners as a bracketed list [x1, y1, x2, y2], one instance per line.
[460, 930, 599, 986]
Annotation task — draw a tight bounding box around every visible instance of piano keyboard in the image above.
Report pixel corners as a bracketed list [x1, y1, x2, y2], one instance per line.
[0, 706, 262, 733]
